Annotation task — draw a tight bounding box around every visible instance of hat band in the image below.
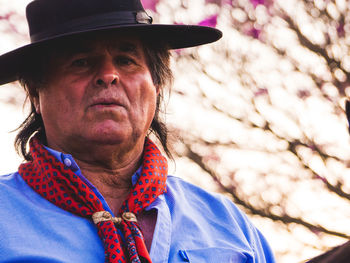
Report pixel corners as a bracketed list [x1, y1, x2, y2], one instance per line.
[30, 11, 153, 43]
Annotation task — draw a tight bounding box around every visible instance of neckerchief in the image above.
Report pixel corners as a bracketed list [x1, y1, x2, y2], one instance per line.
[18, 136, 168, 263]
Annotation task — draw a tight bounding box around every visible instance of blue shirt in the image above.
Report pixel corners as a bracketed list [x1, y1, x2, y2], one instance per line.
[0, 148, 275, 263]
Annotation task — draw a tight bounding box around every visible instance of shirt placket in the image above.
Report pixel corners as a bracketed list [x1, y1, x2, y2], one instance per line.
[147, 195, 172, 263]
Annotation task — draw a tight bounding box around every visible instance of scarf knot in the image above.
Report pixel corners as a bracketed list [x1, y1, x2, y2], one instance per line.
[92, 211, 137, 225]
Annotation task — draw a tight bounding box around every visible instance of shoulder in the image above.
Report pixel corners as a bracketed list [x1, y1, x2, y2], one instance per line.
[0, 171, 40, 205]
[0, 172, 26, 194]
[165, 175, 244, 219]
[164, 175, 276, 263]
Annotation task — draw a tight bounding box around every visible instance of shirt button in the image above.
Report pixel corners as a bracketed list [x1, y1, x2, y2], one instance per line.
[63, 158, 72, 167]
[179, 250, 189, 262]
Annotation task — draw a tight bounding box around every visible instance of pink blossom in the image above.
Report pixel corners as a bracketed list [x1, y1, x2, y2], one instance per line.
[313, 174, 327, 184]
[203, 153, 221, 163]
[141, 0, 159, 12]
[205, 0, 222, 4]
[245, 27, 261, 39]
[310, 227, 322, 236]
[254, 88, 268, 97]
[308, 143, 317, 151]
[297, 89, 311, 99]
[198, 14, 218, 28]
[223, 0, 233, 6]
[0, 12, 14, 21]
[337, 22, 345, 38]
[174, 48, 183, 55]
[250, 0, 265, 8]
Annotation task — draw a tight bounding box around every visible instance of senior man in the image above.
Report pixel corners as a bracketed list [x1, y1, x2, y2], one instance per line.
[0, 0, 275, 262]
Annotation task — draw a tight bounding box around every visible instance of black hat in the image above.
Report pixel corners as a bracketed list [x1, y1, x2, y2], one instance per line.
[0, 0, 222, 85]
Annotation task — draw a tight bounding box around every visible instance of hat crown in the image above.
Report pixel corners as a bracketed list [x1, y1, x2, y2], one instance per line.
[26, 0, 148, 41]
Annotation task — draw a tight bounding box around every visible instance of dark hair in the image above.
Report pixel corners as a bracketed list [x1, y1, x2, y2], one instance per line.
[15, 34, 173, 161]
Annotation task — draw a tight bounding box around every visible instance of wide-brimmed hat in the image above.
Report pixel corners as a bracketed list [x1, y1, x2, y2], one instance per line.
[0, 0, 222, 85]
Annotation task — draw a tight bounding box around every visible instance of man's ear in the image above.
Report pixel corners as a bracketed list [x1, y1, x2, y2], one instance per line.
[156, 85, 161, 96]
[32, 96, 41, 115]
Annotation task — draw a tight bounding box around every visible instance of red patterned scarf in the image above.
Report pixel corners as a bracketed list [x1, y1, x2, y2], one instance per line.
[18, 136, 168, 263]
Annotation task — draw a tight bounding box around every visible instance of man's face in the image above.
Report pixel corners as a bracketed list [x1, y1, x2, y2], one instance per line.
[35, 34, 158, 151]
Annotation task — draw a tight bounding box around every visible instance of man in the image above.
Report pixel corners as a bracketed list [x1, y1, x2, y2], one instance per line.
[0, 0, 275, 262]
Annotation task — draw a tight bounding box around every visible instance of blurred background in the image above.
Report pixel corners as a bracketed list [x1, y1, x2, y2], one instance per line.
[1, 0, 350, 262]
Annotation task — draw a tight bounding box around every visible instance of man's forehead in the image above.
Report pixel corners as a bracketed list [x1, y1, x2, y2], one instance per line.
[54, 34, 142, 55]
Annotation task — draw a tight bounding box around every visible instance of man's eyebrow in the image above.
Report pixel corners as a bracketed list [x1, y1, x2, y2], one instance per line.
[115, 42, 139, 55]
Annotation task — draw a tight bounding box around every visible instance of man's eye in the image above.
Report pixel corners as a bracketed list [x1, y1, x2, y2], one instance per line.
[116, 56, 135, 66]
[71, 58, 89, 67]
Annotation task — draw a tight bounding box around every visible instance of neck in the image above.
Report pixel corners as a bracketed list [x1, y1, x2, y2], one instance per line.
[76, 156, 141, 214]
[47, 137, 146, 214]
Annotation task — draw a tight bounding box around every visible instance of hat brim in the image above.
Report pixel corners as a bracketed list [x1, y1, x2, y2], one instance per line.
[0, 24, 222, 85]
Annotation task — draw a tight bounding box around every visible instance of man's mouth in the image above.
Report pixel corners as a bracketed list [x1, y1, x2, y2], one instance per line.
[95, 102, 116, 106]
[89, 99, 124, 109]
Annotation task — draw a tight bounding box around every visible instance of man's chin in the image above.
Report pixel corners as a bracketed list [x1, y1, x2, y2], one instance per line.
[82, 128, 139, 145]
[85, 134, 130, 145]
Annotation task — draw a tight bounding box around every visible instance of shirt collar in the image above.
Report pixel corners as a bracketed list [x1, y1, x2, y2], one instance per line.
[43, 145, 142, 187]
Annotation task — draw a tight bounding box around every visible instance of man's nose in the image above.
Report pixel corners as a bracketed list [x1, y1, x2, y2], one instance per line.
[94, 59, 119, 87]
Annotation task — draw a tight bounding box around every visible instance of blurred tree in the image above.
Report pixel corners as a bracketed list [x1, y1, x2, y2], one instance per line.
[143, 0, 350, 261]
[2, 0, 350, 261]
